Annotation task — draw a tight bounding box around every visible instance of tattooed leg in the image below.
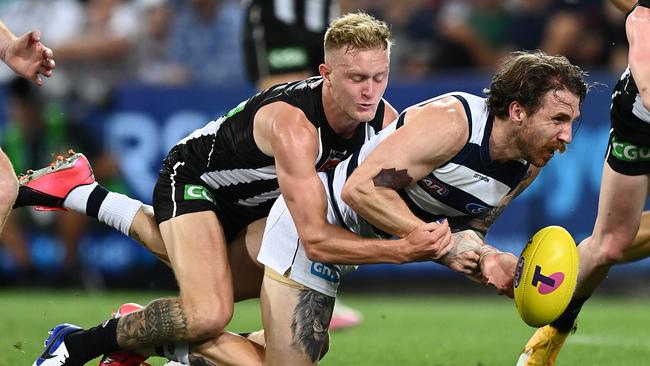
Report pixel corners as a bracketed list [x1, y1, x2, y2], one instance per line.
[117, 297, 189, 349]
[262, 267, 334, 365]
[291, 290, 334, 362]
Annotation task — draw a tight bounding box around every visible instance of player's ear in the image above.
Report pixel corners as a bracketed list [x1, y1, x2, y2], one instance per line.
[508, 101, 525, 125]
[319, 63, 332, 86]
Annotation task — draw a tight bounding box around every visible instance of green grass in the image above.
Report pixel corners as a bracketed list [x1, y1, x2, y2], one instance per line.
[1, 289, 648, 365]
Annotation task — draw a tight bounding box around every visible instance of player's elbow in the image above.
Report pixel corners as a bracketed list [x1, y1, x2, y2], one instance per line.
[341, 180, 369, 211]
[300, 230, 329, 262]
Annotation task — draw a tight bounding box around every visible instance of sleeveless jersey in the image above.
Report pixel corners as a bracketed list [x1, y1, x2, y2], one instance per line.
[245, 0, 338, 33]
[164, 76, 386, 209]
[329, 92, 530, 236]
[611, 69, 650, 147]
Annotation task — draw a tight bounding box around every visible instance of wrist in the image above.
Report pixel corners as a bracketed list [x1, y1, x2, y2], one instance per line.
[394, 238, 409, 264]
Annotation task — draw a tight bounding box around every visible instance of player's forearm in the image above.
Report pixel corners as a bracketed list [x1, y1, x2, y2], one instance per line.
[342, 184, 422, 238]
[302, 225, 406, 264]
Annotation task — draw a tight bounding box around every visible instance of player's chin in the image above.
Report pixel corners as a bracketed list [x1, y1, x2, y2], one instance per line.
[353, 105, 378, 120]
[530, 153, 553, 167]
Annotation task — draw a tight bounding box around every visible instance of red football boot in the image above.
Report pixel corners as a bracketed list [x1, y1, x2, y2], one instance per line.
[16, 150, 95, 211]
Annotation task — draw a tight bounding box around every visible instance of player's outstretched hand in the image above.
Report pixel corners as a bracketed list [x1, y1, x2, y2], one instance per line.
[480, 249, 517, 298]
[402, 219, 453, 262]
[2, 30, 55, 85]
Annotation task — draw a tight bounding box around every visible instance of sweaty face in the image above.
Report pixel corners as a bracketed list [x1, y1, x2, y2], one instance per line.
[521, 89, 581, 167]
[325, 47, 390, 122]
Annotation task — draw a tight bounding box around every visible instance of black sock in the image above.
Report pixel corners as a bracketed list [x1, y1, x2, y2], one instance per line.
[550, 296, 590, 332]
[64, 318, 120, 364]
[85, 184, 109, 218]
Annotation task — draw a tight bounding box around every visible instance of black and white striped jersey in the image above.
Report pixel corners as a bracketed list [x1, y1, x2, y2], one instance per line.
[329, 92, 531, 237]
[611, 66, 650, 146]
[244, 0, 339, 33]
[163, 76, 386, 209]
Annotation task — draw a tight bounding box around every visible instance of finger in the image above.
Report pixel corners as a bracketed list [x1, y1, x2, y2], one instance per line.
[419, 220, 445, 232]
[436, 235, 454, 258]
[39, 67, 53, 78]
[31, 30, 42, 43]
[42, 58, 55, 70]
[43, 47, 54, 60]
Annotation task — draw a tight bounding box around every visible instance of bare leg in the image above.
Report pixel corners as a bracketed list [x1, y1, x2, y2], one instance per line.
[620, 210, 650, 263]
[575, 164, 648, 297]
[261, 267, 333, 366]
[0, 149, 17, 234]
[128, 205, 170, 265]
[133, 216, 267, 365]
[230, 217, 265, 301]
[117, 211, 234, 348]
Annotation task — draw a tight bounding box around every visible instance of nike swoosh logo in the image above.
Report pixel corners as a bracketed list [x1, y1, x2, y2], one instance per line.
[36, 327, 72, 365]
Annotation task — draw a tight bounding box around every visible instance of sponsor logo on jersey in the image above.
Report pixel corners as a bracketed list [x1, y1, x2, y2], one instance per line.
[311, 262, 341, 283]
[531, 265, 564, 295]
[420, 176, 449, 196]
[184, 184, 215, 203]
[466, 203, 489, 215]
[611, 135, 650, 162]
[317, 149, 348, 172]
[473, 173, 490, 183]
[268, 47, 308, 69]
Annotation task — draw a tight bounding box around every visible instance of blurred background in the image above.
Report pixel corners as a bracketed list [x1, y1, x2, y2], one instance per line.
[0, 0, 647, 293]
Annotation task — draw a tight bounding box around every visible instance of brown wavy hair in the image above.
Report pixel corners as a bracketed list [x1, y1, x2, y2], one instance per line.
[484, 51, 589, 118]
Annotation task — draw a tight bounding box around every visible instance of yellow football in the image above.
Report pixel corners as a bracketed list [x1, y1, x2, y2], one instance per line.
[513, 226, 579, 327]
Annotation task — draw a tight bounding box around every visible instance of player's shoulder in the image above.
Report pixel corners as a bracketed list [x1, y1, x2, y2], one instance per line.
[407, 92, 477, 130]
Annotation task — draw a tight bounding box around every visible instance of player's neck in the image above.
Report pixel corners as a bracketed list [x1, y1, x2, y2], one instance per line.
[489, 116, 523, 163]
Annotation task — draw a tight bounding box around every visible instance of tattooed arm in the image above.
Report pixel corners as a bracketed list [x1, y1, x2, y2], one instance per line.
[342, 97, 469, 238]
[476, 167, 540, 297]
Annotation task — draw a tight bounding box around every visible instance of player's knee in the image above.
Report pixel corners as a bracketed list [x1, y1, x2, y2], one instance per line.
[597, 235, 634, 266]
[599, 244, 627, 265]
[185, 303, 234, 339]
[0, 173, 18, 208]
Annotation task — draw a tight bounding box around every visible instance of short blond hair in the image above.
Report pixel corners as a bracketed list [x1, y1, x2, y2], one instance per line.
[324, 12, 392, 55]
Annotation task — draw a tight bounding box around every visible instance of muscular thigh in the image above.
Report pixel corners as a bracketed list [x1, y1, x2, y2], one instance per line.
[594, 163, 649, 245]
[159, 211, 233, 312]
[261, 268, 334, 366]
[230, 217, 266, 301]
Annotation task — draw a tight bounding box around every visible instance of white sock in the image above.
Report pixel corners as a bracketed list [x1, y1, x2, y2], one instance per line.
[63, 183, 142, 236]
[63, 182, 98, 213]
[97, 192, 142, 236]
